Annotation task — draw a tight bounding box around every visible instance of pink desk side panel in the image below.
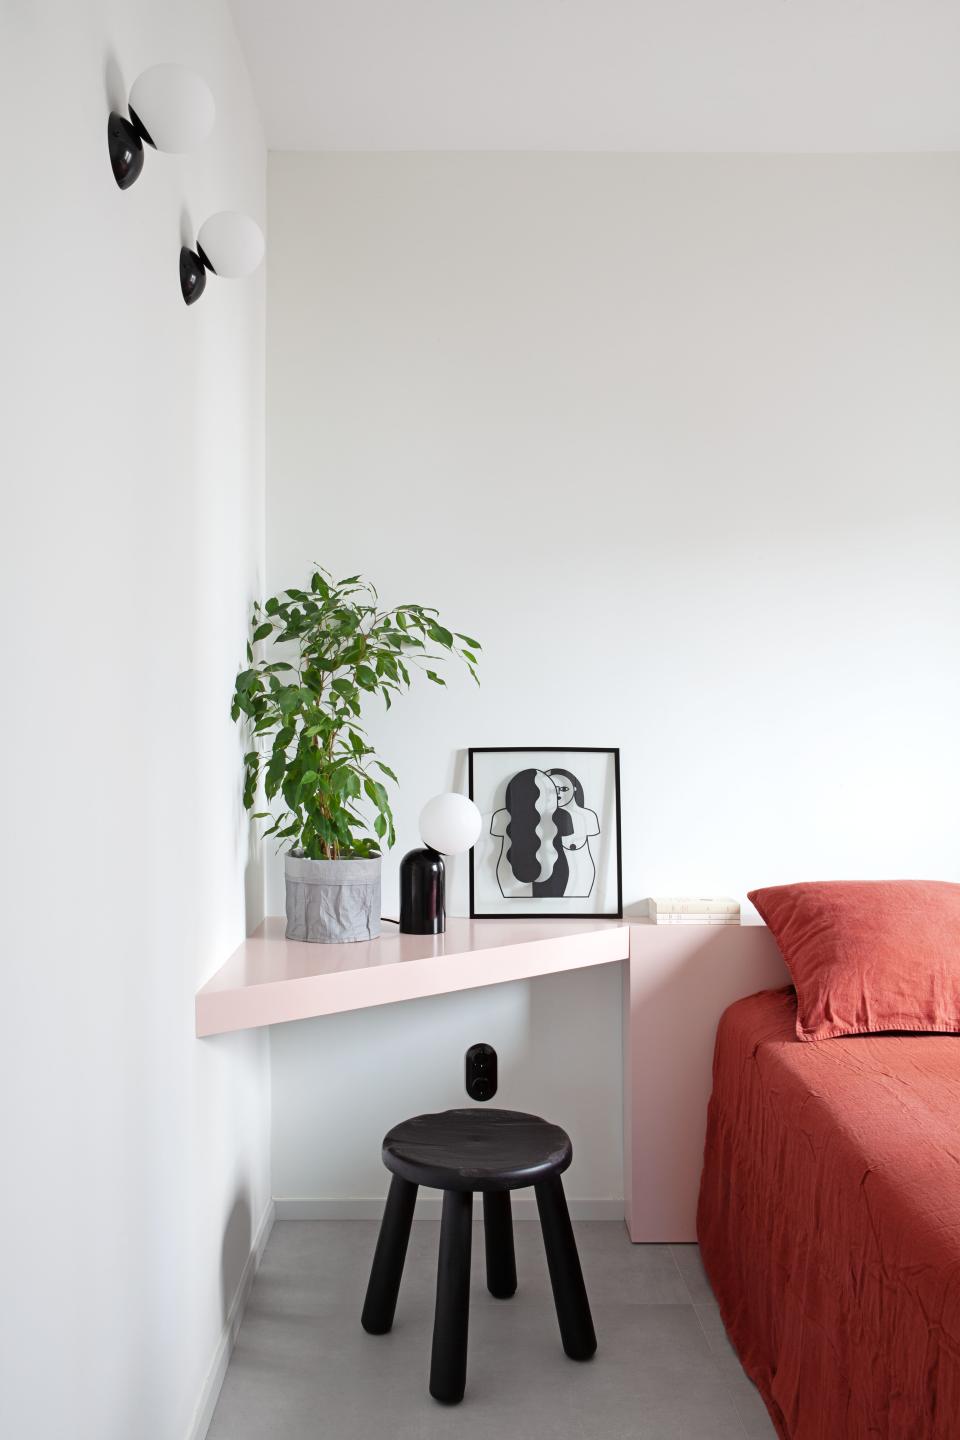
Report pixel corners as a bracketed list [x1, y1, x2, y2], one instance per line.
[623, 923, 789, 1243]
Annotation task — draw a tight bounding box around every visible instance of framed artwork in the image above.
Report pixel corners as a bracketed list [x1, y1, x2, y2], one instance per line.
[468, 747, 622, 919]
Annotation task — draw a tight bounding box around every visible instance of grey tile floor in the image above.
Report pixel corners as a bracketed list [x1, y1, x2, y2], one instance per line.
[208, 1221, 777, 1440]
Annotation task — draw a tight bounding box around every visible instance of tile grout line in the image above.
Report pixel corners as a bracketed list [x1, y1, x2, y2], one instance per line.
[666, 1243, 695, 1304]
[689, 1301, 751, 1440]
[672, 1246, 751, 1440]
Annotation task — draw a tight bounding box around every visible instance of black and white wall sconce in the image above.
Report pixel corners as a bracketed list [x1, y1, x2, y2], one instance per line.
[108, 64, 215, 190]
[179, 212, 266, 305]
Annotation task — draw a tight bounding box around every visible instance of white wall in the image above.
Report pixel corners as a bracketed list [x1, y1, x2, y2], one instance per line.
[265, 153, 960, 1207]
[1, 5, 268, 1439]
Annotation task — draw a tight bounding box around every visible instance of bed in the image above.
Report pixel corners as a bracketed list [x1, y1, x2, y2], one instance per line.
[697, 985, 960, 1440]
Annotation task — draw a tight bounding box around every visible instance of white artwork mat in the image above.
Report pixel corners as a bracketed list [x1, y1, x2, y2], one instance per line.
[469, 748, 621, 917]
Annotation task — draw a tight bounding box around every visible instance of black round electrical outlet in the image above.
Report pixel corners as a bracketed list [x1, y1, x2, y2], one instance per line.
[465, 1043, 497, 1102]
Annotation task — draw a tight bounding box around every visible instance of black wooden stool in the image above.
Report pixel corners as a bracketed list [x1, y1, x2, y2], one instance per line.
[361, 1108, 596, 1404]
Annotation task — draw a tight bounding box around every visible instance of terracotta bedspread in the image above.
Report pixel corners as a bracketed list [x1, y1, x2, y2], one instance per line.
[697, 986, 960, 1440]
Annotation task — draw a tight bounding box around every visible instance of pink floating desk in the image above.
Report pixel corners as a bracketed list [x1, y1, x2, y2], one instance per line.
[197, 916, 788, 1241]
[196, 916, 630, 1037]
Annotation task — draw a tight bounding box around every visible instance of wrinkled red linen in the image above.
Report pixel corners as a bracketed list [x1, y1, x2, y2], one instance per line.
[697, 986, 960, 1440]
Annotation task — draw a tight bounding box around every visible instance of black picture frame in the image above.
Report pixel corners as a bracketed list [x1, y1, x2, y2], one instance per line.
[468, 747, 623, 920]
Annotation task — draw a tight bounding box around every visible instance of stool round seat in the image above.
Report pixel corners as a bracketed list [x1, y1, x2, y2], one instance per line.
[383, 1108, 572, 1192]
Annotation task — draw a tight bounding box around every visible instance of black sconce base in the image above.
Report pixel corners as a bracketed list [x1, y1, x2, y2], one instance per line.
[399, 847, 446, 935]
[107, 112, 145, 190]
[179, 246, 208, 306]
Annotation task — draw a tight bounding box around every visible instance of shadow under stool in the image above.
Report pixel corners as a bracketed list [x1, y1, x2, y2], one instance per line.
[361, 1107, 597, 1404]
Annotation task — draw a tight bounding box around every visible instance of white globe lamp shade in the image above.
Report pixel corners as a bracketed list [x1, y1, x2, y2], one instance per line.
[197, 211, 265, 279]
[419, 794, 482, 856]
[129, 64, 215, 153]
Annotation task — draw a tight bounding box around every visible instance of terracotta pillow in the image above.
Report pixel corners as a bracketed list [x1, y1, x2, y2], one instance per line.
[748, 880, 960, 1042]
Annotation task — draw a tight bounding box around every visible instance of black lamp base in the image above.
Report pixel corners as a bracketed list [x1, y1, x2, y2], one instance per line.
[179, 246, 208, 305]
[107, 112, 144, 190]
[399, 847, 445, 934]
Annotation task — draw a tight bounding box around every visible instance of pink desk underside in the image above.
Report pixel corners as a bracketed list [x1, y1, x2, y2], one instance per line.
[197, 917, 789, 1241]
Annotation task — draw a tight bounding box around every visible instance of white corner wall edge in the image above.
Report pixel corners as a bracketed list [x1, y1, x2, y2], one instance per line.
[273, 1197, 624, 1222]
[186, 1199, 276, 1440]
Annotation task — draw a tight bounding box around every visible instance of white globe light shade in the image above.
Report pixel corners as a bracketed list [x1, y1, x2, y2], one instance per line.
[419, 793, 482, 856]
[129, 64, 215, 153]
[197, 211, 265, 279]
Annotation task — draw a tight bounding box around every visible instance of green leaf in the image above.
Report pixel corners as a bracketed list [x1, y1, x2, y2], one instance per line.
[253, 622, 273, 642]
[425, 670, 446, 685]
[373, 812, 387, 839]
[364, 776, 389, 810]
[265, 596, 280, 615]
[265, 751, 286, 799]
[373, 761, 398, 783]
[455, 633, 481, 650]
[273, 724, 295, 753]
[354, 664, 378, 692]
[427, 622, 454, 648]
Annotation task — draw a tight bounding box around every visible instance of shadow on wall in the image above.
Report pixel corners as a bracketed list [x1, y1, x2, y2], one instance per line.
[179, 203, 197, 250]
[244, 830, 265, 936]
[103, 50, 126, 110]
[221, 1189, 253, 1325]
[445, 749, 472, 903]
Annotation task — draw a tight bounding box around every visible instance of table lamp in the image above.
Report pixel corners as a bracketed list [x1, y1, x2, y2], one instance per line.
[399, 793, 482, 934]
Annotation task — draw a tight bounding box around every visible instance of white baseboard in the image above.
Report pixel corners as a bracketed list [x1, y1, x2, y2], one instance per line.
[273, 1196, 624, 1222]
[186, 1198, 276, 1440]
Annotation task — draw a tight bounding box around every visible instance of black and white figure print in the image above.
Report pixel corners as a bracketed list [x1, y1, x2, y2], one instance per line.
[490, 768, 599, 899]
[469, 748, 622, 919]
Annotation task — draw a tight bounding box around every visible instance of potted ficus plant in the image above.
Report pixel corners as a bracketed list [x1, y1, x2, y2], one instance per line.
[231, 567, 480, 943]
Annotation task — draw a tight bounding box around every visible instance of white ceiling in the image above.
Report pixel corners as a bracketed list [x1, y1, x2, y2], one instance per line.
[229, 0, 960, 152]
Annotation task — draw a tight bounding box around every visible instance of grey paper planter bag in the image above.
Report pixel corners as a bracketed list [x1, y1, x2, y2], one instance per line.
[284, 853, 382, 943]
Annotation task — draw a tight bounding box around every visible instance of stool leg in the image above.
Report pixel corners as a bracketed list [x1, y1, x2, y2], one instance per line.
[482, 1190, 517, 1299]
[429, 1190, 473, 1404]
[535, 1174, 597, 1361]
[361, 1175, 418, 1335]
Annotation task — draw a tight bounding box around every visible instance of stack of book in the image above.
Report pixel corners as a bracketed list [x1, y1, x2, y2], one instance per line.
[646, 897, 740, 926]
